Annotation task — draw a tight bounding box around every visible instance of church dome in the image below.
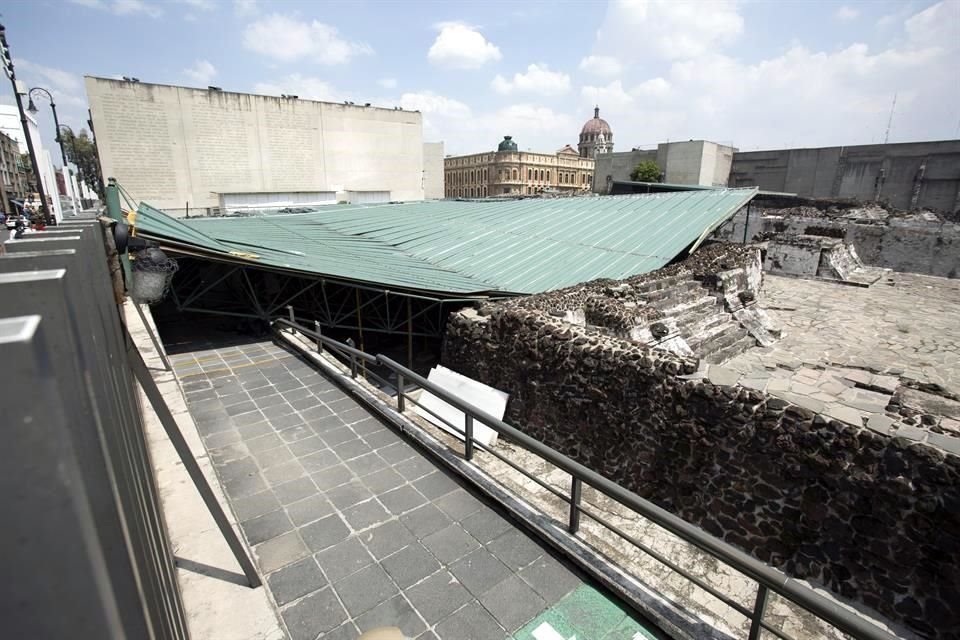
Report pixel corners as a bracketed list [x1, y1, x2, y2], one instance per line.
[497, 135, 518, 152]
[580, 107, 612, 137]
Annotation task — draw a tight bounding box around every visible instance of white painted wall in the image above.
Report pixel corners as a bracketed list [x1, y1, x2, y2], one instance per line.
[423, 141, 444, 199]
[86, 78, 425, 216]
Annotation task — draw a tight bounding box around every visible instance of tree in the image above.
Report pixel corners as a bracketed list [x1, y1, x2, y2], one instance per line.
[630, 160, 662, 183]
[61, 129, 104, 199]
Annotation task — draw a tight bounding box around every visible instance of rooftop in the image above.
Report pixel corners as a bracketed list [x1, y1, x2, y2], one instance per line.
[131, 189, 758, 297]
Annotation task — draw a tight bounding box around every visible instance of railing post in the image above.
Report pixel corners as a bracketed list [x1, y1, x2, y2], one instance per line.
[313, 320, 322, 353]
[286, 305, 295, 323]
[569, 477, 582, 534]
[396, 373, 405, 411]
[345, 338, 357, 378]
[464, 415, 474, 461]
[748, 585, 769, 640]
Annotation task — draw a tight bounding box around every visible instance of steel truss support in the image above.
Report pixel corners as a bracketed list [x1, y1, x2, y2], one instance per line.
[164, 257, 496, 339]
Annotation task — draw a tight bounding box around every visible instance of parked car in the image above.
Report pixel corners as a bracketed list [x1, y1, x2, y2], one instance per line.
[4, 212, 28, 230]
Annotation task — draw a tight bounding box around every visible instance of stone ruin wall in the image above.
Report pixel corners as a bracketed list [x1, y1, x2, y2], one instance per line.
[442, 245, 960, 638]
[715, 205, 960, 279]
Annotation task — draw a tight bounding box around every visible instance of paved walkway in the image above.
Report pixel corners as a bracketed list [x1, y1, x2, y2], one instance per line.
[170, 339, 658, 640]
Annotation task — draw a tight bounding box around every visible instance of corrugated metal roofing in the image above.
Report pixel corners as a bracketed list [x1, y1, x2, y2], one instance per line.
[132, 189, 757, 296]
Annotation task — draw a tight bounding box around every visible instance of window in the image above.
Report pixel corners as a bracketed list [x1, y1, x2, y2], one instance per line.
[483, 169, 487, 181]
[539, 169, 544, 181]
[528, 168, 532, 180]
[512, 168, 518, 180]
[546, 171, 551, 182]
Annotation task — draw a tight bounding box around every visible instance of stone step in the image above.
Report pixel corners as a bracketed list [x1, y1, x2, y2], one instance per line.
[703, 333, 758, 364]
[658, 295, 719, 320]
[684, 312, 731, 342]
[689, 321, 748, 356]
[637, 281, 708, 310]
[630, 273, 689, 294]
[674, 304, 727, 334]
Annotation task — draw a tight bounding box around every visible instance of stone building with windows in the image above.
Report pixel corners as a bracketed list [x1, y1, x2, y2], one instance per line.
[444, 136, 595, 198]
[0, 130, 27, 214]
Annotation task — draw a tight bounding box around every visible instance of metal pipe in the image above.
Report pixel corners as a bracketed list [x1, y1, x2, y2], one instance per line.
[749, 585, 770, 640]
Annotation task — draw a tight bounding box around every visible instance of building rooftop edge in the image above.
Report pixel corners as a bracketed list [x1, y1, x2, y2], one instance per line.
[84, 75, 421, 116]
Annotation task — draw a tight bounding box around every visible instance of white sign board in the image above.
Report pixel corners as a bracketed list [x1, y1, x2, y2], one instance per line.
[413, 365, 508, 448]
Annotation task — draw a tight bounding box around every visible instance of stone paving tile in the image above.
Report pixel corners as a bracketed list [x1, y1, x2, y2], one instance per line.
[267, 556, 327, 606]
[315, 536, 375, 583]
[171, 339, 622, 640]
[433, 601, 507, 640]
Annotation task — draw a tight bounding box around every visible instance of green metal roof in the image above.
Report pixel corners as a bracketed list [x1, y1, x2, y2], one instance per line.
[132, 189, 757, 296]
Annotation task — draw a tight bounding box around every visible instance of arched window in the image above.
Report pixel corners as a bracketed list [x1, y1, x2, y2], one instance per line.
[546, 171, 551, 182]
[539, 169, 544, 181]
[482, 186, 487, 197]
[512, 168, 518, 180]
[528, 168, 532, 180]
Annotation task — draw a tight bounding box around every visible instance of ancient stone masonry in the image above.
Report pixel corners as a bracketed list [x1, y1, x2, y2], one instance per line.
[715, 199, 960, 279]
[443, 245, 960, 638]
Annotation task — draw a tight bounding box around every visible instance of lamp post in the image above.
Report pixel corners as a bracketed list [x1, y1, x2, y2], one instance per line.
[27, 87, 68, 167]
[0, 23, 52, 224]
[58, 124, 80, 215]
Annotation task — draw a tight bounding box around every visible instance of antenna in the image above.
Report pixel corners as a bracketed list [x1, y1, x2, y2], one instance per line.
[883, 93, 897, 144]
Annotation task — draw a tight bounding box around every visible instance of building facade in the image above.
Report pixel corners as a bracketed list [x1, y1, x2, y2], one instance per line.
[444, 136, 595, 198]
[0, 104, 64, 221]
[0, 130, 27, 214]
[86, 77, 430, 217]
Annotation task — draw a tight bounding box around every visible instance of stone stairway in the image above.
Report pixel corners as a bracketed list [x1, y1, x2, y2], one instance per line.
[634, 276, 758, 363]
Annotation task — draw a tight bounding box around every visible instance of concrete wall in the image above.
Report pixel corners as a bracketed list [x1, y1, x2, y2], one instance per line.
[593, 141, 736, 191]
[422, 141, 444, 199]
[443, 245, 960, 637]
[85, 77, 425, 216]
[716, 211, 960, 278]
[730, 141, 960, 212]
[593, 148, 657, 192]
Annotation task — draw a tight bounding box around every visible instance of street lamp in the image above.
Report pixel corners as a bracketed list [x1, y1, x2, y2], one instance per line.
[27, 86, 69, 167]
[0, 23, 52, 224]
[58, 124, 81, 215]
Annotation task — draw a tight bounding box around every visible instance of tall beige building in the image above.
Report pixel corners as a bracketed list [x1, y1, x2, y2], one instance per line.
[444, 136, 594, 198]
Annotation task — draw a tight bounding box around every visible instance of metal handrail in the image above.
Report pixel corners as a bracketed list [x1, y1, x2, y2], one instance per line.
[274, 316, 898, 640]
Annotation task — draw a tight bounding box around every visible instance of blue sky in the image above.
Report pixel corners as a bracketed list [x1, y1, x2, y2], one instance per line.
[2, 0, 958, 161]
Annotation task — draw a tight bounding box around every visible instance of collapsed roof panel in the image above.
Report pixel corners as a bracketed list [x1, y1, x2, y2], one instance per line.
[131, 189, 758, 296]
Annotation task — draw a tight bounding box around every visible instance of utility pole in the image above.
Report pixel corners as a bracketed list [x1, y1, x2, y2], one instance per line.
[0, 23, 51, 224]
[883, 93, 897, 145]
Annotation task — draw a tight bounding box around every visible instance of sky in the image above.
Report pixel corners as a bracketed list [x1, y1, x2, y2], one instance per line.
[1, 0, 958, 162]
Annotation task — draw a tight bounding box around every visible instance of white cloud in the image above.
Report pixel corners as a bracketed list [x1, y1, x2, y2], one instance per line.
[15, 59, 83, 93]
[585, 1, 959, 149]
[70, 0, 163, 17]
[378, 78, 398, 89]
[578, 55, 623, 77]
[183, 60, 217, 85]
[399, 91, 472, 119]
[835, 5, 860, 21]
[595, 0, 743, 62]
[253, 74, 343, 102]
[491, 64, 571, 96]
[234, 0, 258, 16]
[243, 14, 373, 64]
[394, 90, 573, 155]
[428, 22, 502, 69]
[113, 0, 163, 18]
[176, 0, 216, 10]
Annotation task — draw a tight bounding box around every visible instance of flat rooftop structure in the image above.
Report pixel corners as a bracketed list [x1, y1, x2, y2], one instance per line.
[131, 189, 758, 297]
